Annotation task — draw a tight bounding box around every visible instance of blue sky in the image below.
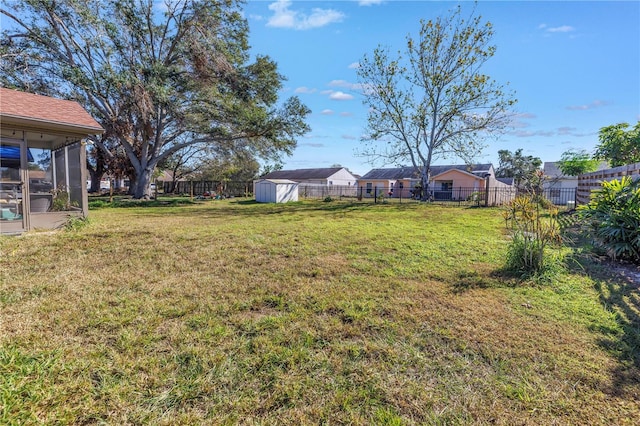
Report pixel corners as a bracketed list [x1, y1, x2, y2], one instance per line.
[244, 0, 640, 175]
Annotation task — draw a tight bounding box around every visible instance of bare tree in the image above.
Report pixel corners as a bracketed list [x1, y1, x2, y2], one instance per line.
[356, 4, 516, 199]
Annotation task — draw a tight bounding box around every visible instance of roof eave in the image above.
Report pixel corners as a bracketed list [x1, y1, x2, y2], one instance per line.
[1, 114, 104, 135]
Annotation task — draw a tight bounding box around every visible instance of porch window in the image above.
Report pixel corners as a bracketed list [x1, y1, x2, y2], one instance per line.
[27, 144, 83, 212]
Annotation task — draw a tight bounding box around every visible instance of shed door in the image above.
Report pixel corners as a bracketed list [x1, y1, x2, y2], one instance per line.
[0, 139, 27, 233]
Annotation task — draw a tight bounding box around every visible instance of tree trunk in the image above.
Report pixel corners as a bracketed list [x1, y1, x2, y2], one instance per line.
[131, 168, 153, 199]
[86, 153, 106, 193]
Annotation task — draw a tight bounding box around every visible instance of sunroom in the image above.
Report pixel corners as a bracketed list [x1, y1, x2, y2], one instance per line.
[0, 88, 104, 234]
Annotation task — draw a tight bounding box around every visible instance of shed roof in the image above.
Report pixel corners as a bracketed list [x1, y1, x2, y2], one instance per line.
[257, 179, 298, 185]
[261, 167, 346, 180]
[0, 88, 103, 134]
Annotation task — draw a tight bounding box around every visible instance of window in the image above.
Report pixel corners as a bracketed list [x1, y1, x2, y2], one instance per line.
[366, 182, 372, 194]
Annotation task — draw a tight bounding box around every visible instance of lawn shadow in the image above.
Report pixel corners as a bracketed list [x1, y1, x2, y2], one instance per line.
[587, 259, 640, 396]
[449, 268, 519, 294]
[561, 220, 640, 397]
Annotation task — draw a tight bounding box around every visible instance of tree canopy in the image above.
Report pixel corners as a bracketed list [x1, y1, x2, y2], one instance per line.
[495, 148, 542, 188]
[356, 4, 516, 199]
[594, 122, 640, 167]
[556, 149, 600, 176]
[0, 0, 310, 198]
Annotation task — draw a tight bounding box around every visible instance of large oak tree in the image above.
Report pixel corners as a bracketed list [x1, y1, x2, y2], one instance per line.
[1, 0, 310, 198]
[356, 5, 515, 199]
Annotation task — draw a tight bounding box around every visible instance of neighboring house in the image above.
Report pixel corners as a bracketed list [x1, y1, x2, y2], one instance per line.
[0, 88, 104, 234]
[543, 161, 608, 205]
[357, 164, 514, 204]
[260, 167, 357, 187]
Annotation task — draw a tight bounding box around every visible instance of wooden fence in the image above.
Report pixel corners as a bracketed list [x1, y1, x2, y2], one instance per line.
[576, 162, 640, 205]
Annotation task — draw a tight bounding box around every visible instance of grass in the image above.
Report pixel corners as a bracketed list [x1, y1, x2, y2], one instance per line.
[1, 199, 638, 424]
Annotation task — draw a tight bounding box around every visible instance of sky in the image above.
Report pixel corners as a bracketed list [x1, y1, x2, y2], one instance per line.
[243, 0, 640, 176]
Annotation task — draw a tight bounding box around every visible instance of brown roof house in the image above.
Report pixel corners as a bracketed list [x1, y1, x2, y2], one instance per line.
[0, 88, 104, 234]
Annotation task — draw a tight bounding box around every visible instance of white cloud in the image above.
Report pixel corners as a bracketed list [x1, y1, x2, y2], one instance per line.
[321, 109, 334, 115]
[348, 62, 360, 69]
[340, 112, 353, 117]
[557, 126, 576, 135]
[295, 86, 317, 94]
[358, 0, 384, 6]
[342, 134, 357, 140]
[267, 0, 345, 30]
[510, 130, 555, 138]
[546, 25, 575, 33]
[328, 91, 354, 101]
[566, 100, 610, 111]
[508, 112, 536, 129]
[328, 80, 367, 93]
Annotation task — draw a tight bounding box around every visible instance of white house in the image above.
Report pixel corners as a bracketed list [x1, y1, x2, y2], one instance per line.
[260, 167, 357, 186]
[543, 161, 608, 205]
[254, 179, 299, 203]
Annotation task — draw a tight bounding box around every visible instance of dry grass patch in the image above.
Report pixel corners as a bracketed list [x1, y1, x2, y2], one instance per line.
[1, 199, 638, 424]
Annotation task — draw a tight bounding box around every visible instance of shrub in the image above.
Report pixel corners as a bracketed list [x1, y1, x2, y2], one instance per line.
[578, 176, 640, 264]
[88, 200, 109, 209]
[503, 195, 561, 276]
[64, 216, 90, 231]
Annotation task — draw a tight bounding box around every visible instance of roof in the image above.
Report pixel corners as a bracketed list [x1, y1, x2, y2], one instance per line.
[256, 179, 298, 185]
[360, 164, 493, 180]
[0, 88, 103, 134]
[543, 161, 609, 178]
[496, 177, 515, 185]
[261, 167, 347, 180]
[543, 162, 563, 178]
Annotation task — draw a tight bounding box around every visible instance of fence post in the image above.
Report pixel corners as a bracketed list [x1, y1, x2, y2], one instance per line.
[484, 178, 490, 207]
[374, 186, 377, 204]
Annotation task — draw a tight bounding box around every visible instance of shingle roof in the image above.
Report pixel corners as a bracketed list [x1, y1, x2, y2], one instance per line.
[361, 164, 493, 180]
[261, 167, 345, 180]
[0, 88, 103, 133]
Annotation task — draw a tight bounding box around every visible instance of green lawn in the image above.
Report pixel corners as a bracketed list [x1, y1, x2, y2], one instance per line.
[1, 199, 638, 425]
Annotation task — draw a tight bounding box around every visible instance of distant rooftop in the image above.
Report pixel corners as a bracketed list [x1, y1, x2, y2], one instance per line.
[361, 164, 493, 180]
[261, 167, 350, 180]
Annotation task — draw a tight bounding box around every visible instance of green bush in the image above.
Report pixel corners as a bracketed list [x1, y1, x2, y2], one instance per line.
[88, 200, 110, 209]
[578, 176, 640, 264]
[503, 195, 561, 277]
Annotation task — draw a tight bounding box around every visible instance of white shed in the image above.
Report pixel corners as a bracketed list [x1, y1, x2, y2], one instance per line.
[254, 179, 299, 203]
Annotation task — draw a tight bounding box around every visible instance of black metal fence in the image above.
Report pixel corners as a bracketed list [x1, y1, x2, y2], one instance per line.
[298, 184, 358, 199]
[299, 185, 576, 207]
[160, 180, 577, 207]
[539, 187, 577, 206]
[349, 186, 517, 206]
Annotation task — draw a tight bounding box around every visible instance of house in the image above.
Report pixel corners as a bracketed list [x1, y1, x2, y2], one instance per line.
[357, 163, 515, 204]
[260, 167, 357, 187]
[0, 88, 104, 234]
[543, 161, 608, 205]
[254, 179, 298, 203]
